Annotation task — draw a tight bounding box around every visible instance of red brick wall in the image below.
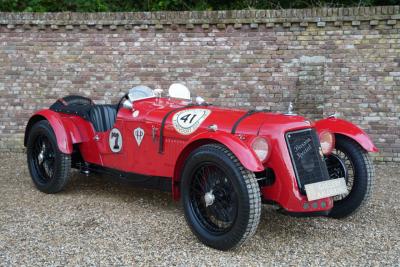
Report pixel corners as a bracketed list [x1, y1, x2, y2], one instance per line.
[0, 7, 399, 162]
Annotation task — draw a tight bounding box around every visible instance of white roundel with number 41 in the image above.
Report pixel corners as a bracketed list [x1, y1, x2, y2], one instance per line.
[172, 109, 211, 135]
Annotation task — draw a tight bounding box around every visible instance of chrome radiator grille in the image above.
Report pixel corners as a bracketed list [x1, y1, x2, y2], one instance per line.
[285, 129, 330, 194]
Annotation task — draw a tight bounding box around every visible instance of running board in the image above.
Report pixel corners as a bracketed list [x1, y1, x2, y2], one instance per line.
[84, 163, 172, 192]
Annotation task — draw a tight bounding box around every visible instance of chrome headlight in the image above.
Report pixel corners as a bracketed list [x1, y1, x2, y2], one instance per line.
[251, 137, 270, 162]
[319, 131, 335, 155]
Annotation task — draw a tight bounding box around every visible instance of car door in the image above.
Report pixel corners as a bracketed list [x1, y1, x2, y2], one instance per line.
[123, 107, 166, 176]
[96, 116, 128, 171]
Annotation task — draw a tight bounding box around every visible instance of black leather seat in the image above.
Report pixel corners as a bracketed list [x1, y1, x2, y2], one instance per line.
[89, 105, 117, 132]
[50, 95, 118, 132]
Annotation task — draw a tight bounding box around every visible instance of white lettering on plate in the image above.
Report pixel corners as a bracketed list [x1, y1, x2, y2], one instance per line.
[294, 137, 312, 160]
[305, 178, 348, 201]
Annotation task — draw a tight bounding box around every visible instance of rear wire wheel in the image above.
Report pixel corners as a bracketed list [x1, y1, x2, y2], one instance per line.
[181, 144, 261, 250]
[27, 120, 71, 193]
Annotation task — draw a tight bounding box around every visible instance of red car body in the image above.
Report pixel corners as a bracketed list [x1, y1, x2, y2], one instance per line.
[25, 96, 378, 215]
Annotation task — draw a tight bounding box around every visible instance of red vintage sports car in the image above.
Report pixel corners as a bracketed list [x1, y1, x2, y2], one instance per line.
[25, 84, 377, 250]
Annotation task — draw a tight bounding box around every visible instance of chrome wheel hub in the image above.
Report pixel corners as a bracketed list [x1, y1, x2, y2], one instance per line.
[38, 144, 45, 163]
[204, 190, 215, 207]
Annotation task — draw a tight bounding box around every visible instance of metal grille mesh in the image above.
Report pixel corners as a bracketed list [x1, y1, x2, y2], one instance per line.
[285, 129, 330, 193]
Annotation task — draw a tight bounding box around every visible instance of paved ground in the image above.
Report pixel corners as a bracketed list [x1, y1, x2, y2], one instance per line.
[0, 152, 399, 266]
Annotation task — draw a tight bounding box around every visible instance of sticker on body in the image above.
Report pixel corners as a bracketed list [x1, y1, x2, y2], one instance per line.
[134, 127, 145, 146]
[109, 128, 122, 153]
[172, 109, 211, 135]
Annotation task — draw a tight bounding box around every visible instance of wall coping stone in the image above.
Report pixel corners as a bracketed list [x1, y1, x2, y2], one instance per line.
[0, 6, 399, 28]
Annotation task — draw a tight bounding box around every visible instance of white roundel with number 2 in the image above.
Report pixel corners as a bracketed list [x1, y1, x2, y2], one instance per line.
[172, 109, 211, 135]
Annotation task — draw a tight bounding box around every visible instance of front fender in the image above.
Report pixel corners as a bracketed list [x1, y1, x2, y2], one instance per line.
[25, 109, 82, 154]
[314, 117, 378, 152]
[171, 131, 264, 200]
[183, 131, 264, 173]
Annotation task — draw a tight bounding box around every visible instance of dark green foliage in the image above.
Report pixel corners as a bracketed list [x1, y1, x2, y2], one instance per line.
[0, 0, 399, 12]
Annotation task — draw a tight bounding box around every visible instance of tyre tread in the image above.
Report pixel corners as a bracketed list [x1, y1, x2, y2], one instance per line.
[27, 120, 71, 194]
[329, 135, 374, 218]
[202, 143, 261, 248]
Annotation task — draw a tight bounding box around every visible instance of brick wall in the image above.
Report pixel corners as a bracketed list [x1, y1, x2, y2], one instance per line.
[0, 7, 399, 162]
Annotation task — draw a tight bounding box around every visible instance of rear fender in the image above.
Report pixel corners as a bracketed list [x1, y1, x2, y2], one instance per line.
[25, 109, 83, 154]
[314, 117, 378, 152]
[172, 131, 264, 200]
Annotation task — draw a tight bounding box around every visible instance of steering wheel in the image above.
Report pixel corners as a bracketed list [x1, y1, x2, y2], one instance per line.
[116, 93, 129, 112]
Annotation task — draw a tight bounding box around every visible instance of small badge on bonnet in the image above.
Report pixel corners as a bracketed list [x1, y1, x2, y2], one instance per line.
[134, 127, 144, 146]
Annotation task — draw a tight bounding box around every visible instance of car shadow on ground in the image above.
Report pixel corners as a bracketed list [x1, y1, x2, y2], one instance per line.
[61, 169, 333, 239]
[63, 170, 179, 208]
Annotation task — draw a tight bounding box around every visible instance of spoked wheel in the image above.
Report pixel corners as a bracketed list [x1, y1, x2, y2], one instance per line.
[30, 134, 56, 183]
[326, 135, 374, 218]
[27, 120, 71, 193]
[325, 152, 354, 201]
[190, 164, 238, 234]
[181, 144, 261, 250]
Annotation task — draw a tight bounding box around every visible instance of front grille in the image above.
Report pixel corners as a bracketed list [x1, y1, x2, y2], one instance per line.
[285, 128, 330, 194]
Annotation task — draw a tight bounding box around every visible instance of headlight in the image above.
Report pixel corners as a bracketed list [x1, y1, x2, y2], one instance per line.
[251, 137, 270, 162]
[319, 131, 335, 155]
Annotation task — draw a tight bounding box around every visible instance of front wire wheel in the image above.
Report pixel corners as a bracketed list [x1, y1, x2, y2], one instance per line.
[181, 144, 261, 250]
[190, 163, 238, 234]
[326, 135, 374, 218]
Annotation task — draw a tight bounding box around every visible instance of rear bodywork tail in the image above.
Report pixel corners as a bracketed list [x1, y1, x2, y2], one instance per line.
[25, 109, 94, 154]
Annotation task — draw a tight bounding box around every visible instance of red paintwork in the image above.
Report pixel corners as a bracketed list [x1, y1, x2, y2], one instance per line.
[29, 109, 75, 154]
[314, 117, 379, 152]
[26, 97, 378, 214]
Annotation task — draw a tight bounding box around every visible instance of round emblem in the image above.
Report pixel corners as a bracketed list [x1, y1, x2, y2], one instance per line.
[172, 109, 211, 135]
[109, 128, 122, 153]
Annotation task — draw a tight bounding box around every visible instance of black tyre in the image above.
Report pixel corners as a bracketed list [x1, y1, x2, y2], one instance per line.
[326, 135, 374, 219]
[181, 144, 261, 250]
[26, 120, 71, 193]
